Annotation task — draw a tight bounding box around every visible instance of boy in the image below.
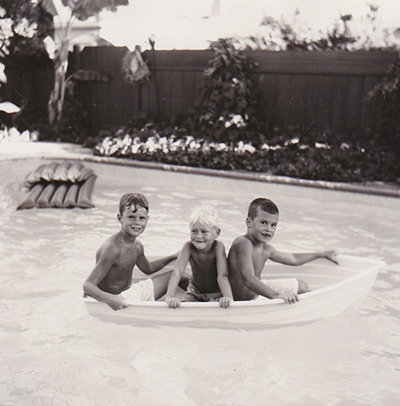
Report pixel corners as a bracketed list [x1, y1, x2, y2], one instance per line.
[83, 193, 187, 311]
[228, 198, 337, 304]
[165, 205, 233, 309]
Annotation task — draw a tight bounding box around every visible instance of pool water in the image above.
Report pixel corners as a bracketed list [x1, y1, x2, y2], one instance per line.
[1, 158, 399, 406]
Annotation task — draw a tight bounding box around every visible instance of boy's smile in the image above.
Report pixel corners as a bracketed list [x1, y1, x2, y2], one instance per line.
[190, 220, 219, 251]
[246, 209, 279, 244]
[118, 205, 149, 238]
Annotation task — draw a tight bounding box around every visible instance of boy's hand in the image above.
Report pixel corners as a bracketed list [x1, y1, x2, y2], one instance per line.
[166, 295, 181, 309]
[106, 295, 127, 311]
[325, 250, 338, 264]
[219, 296, 233, 308]
[278, 291, 299, 305]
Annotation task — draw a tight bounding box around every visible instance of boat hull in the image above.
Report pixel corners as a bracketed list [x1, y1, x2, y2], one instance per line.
[83, 255, 385, 328]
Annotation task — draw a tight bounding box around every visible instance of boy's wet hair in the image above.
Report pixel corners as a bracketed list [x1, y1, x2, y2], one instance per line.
[189, 204, 219, 230]
[247, 198, 279, 219]
[119, 193, 149, 215]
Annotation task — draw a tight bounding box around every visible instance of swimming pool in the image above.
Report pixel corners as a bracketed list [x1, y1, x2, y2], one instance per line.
[1, 156, 399, 405]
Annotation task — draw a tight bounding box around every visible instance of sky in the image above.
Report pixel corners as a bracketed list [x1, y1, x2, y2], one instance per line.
[99, 0, 400, 51]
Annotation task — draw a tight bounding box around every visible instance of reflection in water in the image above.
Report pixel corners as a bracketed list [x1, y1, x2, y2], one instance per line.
[1, 159, 399, 405]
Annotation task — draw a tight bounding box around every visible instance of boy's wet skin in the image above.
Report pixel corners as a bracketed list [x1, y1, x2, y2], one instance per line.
[83, 193, 188, 311]
[228, 198, 337, 304]
[165, 206, 233, 309]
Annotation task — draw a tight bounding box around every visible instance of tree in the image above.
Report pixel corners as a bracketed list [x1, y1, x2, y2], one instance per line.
[1, 1, 52, 129]
[187, 38, 265, 144]
[0, 0, 52, 58]
[38, 0, 128, 126]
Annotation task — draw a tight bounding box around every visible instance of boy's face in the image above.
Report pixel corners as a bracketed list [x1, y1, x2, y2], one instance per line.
[118, 205, 149, 238]
[190, 220, 219, 251]
[246, 208, 279, 244]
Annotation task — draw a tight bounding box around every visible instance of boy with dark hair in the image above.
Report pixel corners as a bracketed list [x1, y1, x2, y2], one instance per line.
[83, 193, 187, 310]
[228, 198, 337, 304]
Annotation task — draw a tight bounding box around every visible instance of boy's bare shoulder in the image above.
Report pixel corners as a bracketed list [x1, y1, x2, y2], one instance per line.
[214, 240, 226, 249]
[231, 235, 251, 248]
[183, 241, 193, 249]
[261, 244, 275, 259]
[97, 234, 121, 256]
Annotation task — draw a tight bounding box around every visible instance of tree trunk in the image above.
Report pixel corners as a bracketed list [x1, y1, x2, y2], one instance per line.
[48, 20, 71, 127]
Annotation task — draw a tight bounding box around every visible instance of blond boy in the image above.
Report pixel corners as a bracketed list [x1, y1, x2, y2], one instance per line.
[165, 205, 233, 308]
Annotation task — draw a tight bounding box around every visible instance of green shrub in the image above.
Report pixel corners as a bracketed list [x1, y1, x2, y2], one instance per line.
[93, 128, 400, 183]
[185, 38, 265, 145]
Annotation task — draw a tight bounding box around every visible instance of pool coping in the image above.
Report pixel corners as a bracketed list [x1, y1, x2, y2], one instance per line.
[1, 141, 399, 198]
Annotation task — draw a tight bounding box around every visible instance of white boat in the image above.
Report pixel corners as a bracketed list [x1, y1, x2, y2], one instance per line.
[83, 255, 385, 328]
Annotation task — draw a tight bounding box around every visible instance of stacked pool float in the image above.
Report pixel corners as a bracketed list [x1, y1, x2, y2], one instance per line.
[17, 161, 97, 210]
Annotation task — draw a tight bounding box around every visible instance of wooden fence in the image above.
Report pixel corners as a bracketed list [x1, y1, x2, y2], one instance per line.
[2, 47, 398, 137]
[74, 47, 397, 136]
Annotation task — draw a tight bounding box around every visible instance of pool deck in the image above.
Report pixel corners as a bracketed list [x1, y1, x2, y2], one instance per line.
[1, 141, 399, 198]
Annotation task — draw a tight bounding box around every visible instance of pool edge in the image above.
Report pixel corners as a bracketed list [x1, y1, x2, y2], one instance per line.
[1, 141, 399, 198]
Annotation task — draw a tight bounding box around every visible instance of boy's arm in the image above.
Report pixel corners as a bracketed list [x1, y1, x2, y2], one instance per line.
[165, 242, 191, 308]
[269, 247, 338, 266]
[215, 241, 233, 308]
[136, 243, 179, 275]
[83, 247, 127, 311]
[234, 239, 296, 302]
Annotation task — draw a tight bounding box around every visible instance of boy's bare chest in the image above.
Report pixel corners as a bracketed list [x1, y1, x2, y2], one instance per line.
[190, 253, 216, 274]
[116, 245, 139, 269]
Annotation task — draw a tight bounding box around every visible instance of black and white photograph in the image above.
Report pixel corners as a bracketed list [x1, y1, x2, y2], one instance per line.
[1, 1, 399, 405]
